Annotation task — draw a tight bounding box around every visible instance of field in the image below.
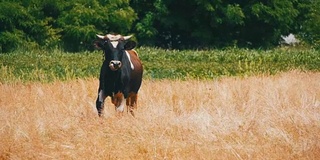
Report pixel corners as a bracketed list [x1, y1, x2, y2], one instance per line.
[0, 48, 320, 159]
[0, 71, 319, 159]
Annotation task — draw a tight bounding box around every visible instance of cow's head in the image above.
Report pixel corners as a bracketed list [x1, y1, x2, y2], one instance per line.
[95, 34, 136, 71]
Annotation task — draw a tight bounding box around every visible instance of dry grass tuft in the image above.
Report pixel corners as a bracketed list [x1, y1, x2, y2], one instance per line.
[1, 71, 319, 159]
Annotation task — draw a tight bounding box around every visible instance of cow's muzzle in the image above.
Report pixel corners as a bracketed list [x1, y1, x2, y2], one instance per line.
[109, 60, 122, 71]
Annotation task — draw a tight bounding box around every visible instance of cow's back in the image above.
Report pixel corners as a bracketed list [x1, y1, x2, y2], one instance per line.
[127, 50, 143, 93]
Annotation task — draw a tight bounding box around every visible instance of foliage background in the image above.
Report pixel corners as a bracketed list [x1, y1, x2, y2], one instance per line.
[1, 0, 320, 52]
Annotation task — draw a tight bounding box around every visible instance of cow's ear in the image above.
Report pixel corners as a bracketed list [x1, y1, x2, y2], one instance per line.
[124, 40, 136, 50]
[93, 40, 104, 50]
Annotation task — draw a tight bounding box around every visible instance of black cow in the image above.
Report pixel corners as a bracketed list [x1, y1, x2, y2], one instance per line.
[94, 34, 143, 116]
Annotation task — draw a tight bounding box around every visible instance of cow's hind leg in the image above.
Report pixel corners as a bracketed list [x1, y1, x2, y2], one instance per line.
[126, 93, 137, 117]
[96, 89, 106, 116]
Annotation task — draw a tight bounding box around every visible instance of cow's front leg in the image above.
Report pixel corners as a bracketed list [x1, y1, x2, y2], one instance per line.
[112, 92, 126, 115]
[96, 89, 106, 116]
[117, 96, 126, 114]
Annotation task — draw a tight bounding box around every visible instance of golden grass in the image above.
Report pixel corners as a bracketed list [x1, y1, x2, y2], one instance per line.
[1, 71, 319, 159]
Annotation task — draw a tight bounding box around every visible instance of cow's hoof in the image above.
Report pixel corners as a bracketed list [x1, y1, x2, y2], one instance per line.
[130, 110, 135, 117]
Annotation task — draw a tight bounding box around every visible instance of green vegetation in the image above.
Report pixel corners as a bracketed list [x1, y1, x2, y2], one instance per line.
[139, 47, 320, 79]
[0, 49, 101, 83]
[0, 48, 319, 83]
[1, 0, 320, 52]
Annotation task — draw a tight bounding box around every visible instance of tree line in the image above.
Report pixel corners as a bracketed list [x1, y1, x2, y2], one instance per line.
[0, 0, 319, 52]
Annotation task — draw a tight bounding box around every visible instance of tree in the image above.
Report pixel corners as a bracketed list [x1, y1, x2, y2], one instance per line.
[0, 0, 64, 52]
[0, 0, 319, 52]
[57, 0, 137, 51]
[0, 1, 37, 52]
[294, 0, 320, 49]
[240, 0, 299, 47]
[0, 0, 137, 52]
[131, 0, 315, 49]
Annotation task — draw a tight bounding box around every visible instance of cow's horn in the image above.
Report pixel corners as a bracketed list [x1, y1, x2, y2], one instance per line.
[96, 34, 105, 39]
[123, 35, 132, 40]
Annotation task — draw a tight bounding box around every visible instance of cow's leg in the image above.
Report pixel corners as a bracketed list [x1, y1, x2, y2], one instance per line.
[112, 92, 126, 115]
[126, 93, 137, 117]
[111, 92, 121, 107]
[96, 89, 106, 116]
[116, 94, 126, 113]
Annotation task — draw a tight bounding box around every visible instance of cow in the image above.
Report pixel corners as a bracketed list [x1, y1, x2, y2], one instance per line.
[94, 33, 143, 117]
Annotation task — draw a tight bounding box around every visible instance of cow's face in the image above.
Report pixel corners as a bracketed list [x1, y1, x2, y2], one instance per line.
[95, 34, 136, 71]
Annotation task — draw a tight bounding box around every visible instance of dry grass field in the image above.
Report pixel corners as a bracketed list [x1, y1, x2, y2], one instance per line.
[0, 71, 319, 159]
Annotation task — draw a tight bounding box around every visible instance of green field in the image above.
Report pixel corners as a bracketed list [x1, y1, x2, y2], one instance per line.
[0, 47, 319, 83]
